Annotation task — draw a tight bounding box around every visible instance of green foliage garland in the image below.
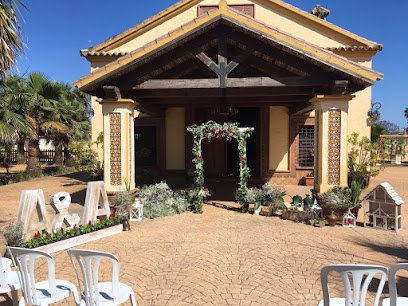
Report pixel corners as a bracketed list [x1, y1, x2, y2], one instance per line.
[187, 121, 254, 213]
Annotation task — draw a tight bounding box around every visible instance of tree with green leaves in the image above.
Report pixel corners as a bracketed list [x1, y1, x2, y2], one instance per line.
[24, 72, 70, 176]
[0, 0, 26, 76]
[0, 75, 32, 163]
[47, 86, 91, 166]
[405, 107, 408, 126]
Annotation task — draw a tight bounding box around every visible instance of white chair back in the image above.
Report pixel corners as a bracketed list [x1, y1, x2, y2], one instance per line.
[321, 264, 387, 306]
[7, 246, 57, 305]
[67, 249, 120, 306]
[0, 257, 10, 293]
[387, 263, 408, 306]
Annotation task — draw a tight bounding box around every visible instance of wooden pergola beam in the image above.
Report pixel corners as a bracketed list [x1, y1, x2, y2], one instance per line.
[103, 86, 122, 99]
[134, 103, 165, 117]
[132, 76, 330, 90]
[290, 103, 315, 115]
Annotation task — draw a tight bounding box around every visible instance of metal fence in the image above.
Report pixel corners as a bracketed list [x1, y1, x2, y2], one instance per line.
[0, 150, 56, 164]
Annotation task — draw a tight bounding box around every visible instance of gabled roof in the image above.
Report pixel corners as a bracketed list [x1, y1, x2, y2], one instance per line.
[81, 0, 382, 57]
[363, 182, 404, 205]
[73, 5, 383, 92]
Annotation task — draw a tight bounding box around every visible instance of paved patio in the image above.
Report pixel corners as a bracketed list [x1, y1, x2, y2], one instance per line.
[1, 167, 408, 305]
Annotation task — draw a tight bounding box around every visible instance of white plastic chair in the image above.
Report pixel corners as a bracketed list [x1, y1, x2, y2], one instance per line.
[67, 249, 137, 306]
[318, 264, 388, 306]
[383, 263, 408, 306]
[1, 255, 20, 306]
[7, 246, 80, 306]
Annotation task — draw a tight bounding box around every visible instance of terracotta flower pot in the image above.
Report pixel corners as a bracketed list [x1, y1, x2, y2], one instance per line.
[322, 207, 359, 224]
[327, 213, 337, 227]
[261, 206, 273, 216]
[304, 177, 314, 186]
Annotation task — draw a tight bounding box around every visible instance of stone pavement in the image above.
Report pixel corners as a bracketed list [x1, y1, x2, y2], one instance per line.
[1, 167, 408, 305]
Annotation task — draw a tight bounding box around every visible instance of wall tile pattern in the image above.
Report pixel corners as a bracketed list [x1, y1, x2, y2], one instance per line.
[328, 110, 341, 185]
[110, 113, 121, 186]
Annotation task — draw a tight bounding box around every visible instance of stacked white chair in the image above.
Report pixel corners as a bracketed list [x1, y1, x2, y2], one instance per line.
[318, 264, 388, 306]
[0, 254, 20, 306]
[383, 263, 408, 306]
[67, 249, 137, 305]
[7, 246, 79, 306]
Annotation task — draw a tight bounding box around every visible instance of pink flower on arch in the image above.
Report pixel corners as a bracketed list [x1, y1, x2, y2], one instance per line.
[197, 156, 202, 161]
[240, 157, 245, 162]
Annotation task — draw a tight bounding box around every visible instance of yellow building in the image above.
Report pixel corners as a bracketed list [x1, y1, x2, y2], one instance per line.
[73, 0, 383, 193]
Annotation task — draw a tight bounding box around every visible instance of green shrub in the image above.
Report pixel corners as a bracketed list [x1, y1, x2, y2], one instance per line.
[1, 222, 25, 246]
[261, 183, 286, 209]
[113, 191, 134, 221]
[320, 186, 352, 211]
[138, 181, 188, 219]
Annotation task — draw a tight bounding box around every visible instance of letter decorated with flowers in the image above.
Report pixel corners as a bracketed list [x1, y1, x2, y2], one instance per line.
[187, 121, 254, 213]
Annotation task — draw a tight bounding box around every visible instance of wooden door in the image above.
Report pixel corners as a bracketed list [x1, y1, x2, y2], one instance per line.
[195, 108, 227, 178]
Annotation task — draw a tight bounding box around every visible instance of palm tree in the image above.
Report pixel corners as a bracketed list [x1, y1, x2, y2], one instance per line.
[0, 75, 31, 163]
[25, 72, 69, 176]
[0, 0, 26, 75]
[405, 107, 408, 126]
[47, 85, 91, 166]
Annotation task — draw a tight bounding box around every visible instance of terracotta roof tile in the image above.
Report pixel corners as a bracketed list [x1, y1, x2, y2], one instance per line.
[327, 45, 383, 52]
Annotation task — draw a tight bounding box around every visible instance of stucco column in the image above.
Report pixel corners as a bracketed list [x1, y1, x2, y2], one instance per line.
[99, 99, 136, 193]
[311, 95, 354, 193]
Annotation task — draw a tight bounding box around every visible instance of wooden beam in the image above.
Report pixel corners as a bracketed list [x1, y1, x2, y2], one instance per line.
[129, 87, 320, 98]
[218, 32, 227, 88]
[141, 96, 308, 105]
[330, 80, 348, 95]
[132, 76, 330, 90]
[225, 46, 254, 75]
[134, 103, 164, 117]
[195, 51, 221, 75]
[290, 103, 315, 115]
[103, 86, 122, 99]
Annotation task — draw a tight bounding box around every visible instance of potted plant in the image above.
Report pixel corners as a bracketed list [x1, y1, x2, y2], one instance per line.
[310, 213, 317, 226]
[303, 172, 314, 186]
[348, 133, 382, 188]
[320, 186, 360, 224]
[291, 195, 303, 207]
[113, 191, 134, 231]
[260, 183, 286, 216]
[244, 188, 263, 215]
[303, 195, 314, 209]
[318, 215, 326, 227]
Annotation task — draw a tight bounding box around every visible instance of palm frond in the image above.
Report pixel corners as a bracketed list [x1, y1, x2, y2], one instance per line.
[0, 0, 26, 76]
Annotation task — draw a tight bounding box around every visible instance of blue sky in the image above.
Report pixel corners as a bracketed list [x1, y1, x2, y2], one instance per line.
[16, 0, 408, 128]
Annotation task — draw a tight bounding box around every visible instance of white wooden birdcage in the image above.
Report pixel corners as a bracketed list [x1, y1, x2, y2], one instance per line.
[363, 182, 403, 232]
[343, 209, 356, 228]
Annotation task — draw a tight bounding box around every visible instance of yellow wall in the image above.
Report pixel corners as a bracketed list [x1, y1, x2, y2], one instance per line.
[344, 56, 372, 140]
[90, 62, 111, 162]
[165, 107, 186, 170]
[88, 0, 378, 167]
[269, 106, 289, 171]
[110, 0, 352, 54]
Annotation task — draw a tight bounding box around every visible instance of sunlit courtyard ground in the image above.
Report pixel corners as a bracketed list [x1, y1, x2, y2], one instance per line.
[1, 167, 408, 305]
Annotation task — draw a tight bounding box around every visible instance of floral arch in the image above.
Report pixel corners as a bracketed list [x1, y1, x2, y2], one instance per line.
[187, 121, 254, 213]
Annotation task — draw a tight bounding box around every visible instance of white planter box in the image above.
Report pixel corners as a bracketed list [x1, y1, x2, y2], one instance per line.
[35, 224, 123, 254]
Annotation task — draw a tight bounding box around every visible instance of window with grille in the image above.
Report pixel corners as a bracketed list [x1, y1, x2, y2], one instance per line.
[298, 126, 314, 167]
